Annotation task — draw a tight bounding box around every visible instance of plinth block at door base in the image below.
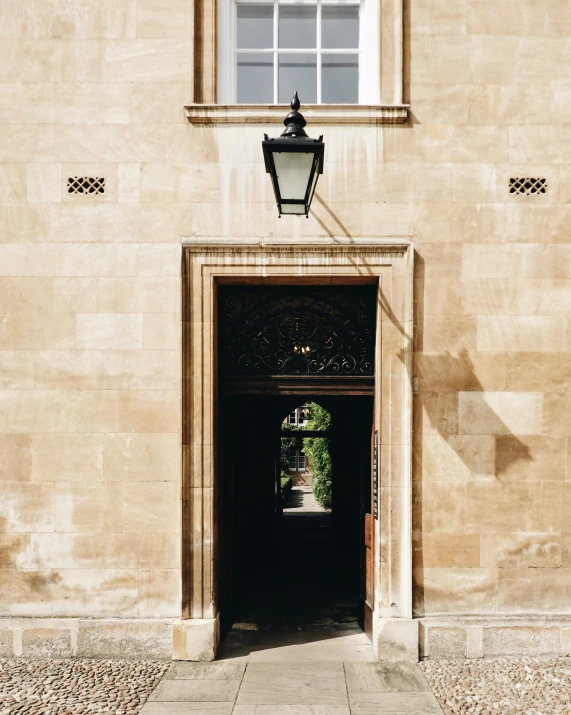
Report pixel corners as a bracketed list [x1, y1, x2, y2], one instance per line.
[376, 618, 419, 662]
[173, 617, 220, 661]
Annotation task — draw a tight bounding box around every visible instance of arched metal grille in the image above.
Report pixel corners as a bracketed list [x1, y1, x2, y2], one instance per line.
[219, 286, 376, 376]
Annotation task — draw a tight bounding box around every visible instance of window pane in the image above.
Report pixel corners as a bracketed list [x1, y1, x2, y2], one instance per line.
[237, 4, 274, 49]
[237, 53, 273, 103]
[278, 53, 317, 103]
[322, 5, 359, 49]
[278, 5, 316, 49]
[322, 53, 358, 103]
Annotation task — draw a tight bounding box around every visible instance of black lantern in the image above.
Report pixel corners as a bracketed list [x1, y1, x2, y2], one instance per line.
[299, 404, 311, 422]
[262, 92, 324, 217]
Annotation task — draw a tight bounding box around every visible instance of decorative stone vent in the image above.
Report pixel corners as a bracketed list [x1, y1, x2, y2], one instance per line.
[67, 176, 105, 195]
[509, 177, 547, 195]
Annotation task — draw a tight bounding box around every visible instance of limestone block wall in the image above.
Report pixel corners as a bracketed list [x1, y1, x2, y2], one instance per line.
[406, 0, 571, 653]
[0, 0, 188, 656]
[0, 0, 570, 658]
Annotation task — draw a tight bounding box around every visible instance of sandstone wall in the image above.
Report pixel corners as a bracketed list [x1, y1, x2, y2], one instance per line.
[0, 0, 570, 657]
[0, 0, 188, 633]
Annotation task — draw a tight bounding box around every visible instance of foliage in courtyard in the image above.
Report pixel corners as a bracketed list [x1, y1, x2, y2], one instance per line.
[303, 402, 333, 511]
[280, 474, 293, 498]
[280, 423, 302, 473]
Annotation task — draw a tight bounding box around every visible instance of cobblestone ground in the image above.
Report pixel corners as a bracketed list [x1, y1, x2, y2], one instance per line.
[0, 658, 169, 715]
[420, 657, 571, 715]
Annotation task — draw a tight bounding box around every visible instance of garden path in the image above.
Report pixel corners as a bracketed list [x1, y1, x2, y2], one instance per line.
[283, 485, 327, 514]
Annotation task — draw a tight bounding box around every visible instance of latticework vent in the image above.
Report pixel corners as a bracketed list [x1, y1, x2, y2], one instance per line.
[67, 176, 105, 195]
[509, 177, 547, 195]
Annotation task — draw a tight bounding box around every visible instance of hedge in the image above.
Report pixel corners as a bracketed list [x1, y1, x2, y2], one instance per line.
[280, 474, 293, 498]
[302, 403, 333, 510]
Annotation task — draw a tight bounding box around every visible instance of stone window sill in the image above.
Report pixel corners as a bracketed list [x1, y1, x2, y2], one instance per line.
[184, 104, 409, 125]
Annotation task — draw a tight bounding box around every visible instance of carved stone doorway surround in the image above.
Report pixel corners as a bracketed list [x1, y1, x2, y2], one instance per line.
[177, 239, 415, 661]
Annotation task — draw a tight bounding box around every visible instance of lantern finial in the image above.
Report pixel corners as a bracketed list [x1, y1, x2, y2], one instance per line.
[282, 92, 307, 138]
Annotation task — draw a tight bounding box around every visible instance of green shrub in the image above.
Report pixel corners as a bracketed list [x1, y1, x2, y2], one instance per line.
[303, 403, 333, 510]
[280, 474, 293, 498]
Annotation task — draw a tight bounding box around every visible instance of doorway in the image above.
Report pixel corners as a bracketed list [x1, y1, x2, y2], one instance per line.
[217, 393, 374, 641]
[179, 242, 414, 663]
[216, 284, 377, 649]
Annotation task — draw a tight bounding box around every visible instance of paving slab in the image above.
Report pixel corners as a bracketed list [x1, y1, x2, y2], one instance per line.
[344, 662, 432, 693]
[217, 630, 375, 662]
[166, 662, 246, 680]
[243, 663, 345, 679]
[149, 679, 242, 703]
[349, 692, 444, 715]
[236, 662, 349, 705]
[233, 706, 350, 714]
[140, 704, 234, 715]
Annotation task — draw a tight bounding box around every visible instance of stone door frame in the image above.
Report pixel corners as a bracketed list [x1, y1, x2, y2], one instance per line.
[178, 238, 415, 661]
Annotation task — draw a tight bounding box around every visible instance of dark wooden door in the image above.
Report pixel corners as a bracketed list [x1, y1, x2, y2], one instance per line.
[362, 425, 377, 641]
[363, 512, 374, 639]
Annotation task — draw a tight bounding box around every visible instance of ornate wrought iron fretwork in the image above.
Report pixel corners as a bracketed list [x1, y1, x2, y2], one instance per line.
[218, 286, 376, 376]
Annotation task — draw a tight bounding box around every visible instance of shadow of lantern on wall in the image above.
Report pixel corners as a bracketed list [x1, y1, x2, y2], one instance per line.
[262, 92, 325, 217]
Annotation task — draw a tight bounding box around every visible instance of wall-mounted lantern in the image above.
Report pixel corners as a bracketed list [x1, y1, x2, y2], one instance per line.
[262, 92, 324, 217]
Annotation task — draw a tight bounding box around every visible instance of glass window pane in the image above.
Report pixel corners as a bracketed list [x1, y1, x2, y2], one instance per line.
[237, 53, 273, 103]
[278, 5, 316, 49]
[322, 53, 358, 103]
[322, 5, 359, 49]
[278, 53, 317, 103]
[237, 4, 274, 49]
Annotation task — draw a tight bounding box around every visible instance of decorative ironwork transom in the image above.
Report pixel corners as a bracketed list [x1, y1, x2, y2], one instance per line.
[219, 286, 376, 376]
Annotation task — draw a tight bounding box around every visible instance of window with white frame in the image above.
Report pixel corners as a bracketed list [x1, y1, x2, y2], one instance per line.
[288, 449, 307, 471]
[286, 405, 310, 426]
[218, 0, 379, 104]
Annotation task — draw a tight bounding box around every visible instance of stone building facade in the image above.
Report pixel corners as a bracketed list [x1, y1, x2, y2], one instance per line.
[0, 0, 570, 661]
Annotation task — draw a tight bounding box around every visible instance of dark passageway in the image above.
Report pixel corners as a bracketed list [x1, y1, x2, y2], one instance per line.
[217, 395, 373, 639]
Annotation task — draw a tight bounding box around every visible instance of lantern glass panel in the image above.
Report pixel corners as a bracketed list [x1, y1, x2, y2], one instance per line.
[280, 203, 307, 215]
[272, 151, 315, 201]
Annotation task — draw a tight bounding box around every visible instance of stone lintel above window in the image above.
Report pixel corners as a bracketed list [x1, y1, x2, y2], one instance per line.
[184, 102, 409, 124]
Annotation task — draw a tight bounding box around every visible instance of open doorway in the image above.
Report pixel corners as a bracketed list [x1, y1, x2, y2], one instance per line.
[215, 283, 377, 656]
[181, 244, 414, 663]
[217, 392, 374, 642]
